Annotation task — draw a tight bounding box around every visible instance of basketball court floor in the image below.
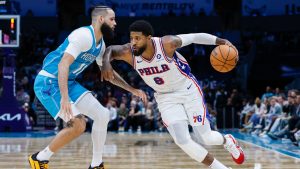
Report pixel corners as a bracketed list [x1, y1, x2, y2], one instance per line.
[0, 131, 299, 169]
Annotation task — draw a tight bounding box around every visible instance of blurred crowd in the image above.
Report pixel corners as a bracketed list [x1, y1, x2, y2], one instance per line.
[239, 87, 300, 147]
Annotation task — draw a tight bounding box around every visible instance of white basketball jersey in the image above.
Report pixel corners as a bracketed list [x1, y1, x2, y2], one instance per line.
[133, 37, 196, 93]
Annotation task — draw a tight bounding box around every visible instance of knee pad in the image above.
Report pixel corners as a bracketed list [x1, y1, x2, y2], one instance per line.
[201, 131, 224, 145]
[167, 121, 209, 162]
[76, 93, 110, 125]
[175, 134, 190, 145]
[192, 120, 224, 145]
[88, 100, 110, 125]
[168, 121, 191, 145]
[179, 139, 208, 162]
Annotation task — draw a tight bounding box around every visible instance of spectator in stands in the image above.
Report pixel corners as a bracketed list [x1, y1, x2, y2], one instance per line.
[117, 103, 129, 130]
[287, 93, 300, 145]
[124, 100, 142, 132]
[231, 89, 243, 117]
[23, 102, 37, 126]
[239, 98, 255, 131]
[214, 88, 227, 126]
[121, 94, 130, 108]
[261, 86, 274, 101]
[260, 97, 282, 136]
[244, 97, 267, 134]
[295, 130, 300, 146]
[144, 102, 155, 131]
[206, 103, 218, 131]
[274, 87, 285, 97]
[266, 95, 290, 139]
[107, 100, 118, 132]
[16, 87, 30, 105]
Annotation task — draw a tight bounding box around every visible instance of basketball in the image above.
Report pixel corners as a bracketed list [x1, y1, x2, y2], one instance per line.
[210, 45, 238, 73]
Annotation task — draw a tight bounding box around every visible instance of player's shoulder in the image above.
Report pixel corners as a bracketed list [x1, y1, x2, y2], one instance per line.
[68, 26, 93, 50]
[161, 35, 181, 51]
[68, 26, 93, 43]
[110, 43, 133, 64]
[112, 43, 131, 55]
[161, 35, 180, 44]
[123, 43, 133, 55]
[123, 43, 131, 50]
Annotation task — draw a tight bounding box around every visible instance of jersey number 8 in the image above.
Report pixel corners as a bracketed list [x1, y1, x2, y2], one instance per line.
[154, 77, 164, 85]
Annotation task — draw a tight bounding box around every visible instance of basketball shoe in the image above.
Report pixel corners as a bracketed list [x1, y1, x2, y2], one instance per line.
[224, 134, 245, 164]
[28, 152, 49, 169]
[88, 162, 105, 169]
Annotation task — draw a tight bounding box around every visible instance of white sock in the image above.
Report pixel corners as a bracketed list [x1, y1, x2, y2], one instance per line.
[209, 158, 229, 169]
[74, 93, 109, 167]
[37, 146, 54, 161]
[90, 129, 106, 167]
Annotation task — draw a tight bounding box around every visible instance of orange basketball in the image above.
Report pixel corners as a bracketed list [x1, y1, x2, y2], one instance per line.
[210, 45, 238, 73]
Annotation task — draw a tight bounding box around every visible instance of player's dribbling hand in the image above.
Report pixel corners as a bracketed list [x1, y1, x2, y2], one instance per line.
[132, 89, 148, 106]
[60, 98, 73, 121]
[101, 61, 114, 82]
[224, 39, 239, 61]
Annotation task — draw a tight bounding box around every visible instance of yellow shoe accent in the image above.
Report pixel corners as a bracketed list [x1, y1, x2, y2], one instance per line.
[88, 162, 105, 169]
[28, 153, 49, 169]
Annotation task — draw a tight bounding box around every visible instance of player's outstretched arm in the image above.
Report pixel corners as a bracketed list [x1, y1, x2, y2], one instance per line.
[162, 33, 238, 57]
[101, 44, 132, 81]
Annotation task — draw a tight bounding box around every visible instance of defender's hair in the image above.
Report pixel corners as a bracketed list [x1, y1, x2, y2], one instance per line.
[91, 6, 111, 21]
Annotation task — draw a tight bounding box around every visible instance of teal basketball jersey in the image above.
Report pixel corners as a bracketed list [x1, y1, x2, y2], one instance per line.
[42, 26, 104, 79]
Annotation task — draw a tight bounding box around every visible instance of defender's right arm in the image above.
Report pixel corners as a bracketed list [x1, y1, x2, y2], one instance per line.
[101, 43, 132, 81]
[101, 44, 148, 104]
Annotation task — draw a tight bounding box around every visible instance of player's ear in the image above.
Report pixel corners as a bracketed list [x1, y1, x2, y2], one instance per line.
[98, 15, 104, 24]
[147, 35, 152, 40]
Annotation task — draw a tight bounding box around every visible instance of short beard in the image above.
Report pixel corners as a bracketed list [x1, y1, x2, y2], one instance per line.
[133, 45, 146, 56]
[101, 22, 114, 41]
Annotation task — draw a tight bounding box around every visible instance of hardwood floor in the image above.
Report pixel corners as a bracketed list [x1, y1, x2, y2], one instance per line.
[0, 132, 299, 169]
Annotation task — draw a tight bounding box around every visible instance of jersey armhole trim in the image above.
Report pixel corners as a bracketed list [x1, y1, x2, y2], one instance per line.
[159, 38, 173, 63]
[141, 39, 157, 63]
[174, 52, 188, 64]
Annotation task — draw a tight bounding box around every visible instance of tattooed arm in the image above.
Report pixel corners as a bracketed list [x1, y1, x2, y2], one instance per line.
[107, 70, 147, 104]
[101, 44, 133, 81]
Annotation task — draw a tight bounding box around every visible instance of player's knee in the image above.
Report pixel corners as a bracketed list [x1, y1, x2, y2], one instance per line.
[199, 133, 211, 145]
[168, 122, 191, 145]
[67, 115, 86, 135]
[93, 106, 110, 124]
[174, 133, 190, 145]
[201, 138, 214, 145]
[101, 108, 110, 124]
[201, 131, 224, 145]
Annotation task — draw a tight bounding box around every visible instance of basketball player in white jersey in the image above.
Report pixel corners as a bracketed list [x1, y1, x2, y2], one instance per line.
[101, 20, 245, 169]
[28, 7, 147, 169]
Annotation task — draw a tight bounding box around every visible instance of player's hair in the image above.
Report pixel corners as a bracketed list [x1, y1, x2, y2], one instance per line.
[91, 6, 111, 21]
[129, 20, 154, 36]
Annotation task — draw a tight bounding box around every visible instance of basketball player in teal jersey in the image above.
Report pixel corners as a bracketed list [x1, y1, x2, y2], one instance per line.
[28, 7, 147, 169]
[101, 20, 244, 169]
